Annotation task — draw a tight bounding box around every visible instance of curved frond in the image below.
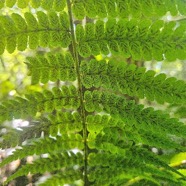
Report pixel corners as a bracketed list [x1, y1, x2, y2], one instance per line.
[84, 91, 186, 139]
[81, 59, 186, 104]
[72, 0, 186, 19]
[1, 1, 186, 186]
[0, 117, 50, 148]
[38, 170, 83, 186]
[1, 0, 66, 11]
[26, 53, 76, 84]
[4, 151, 83, 184]
[1, 111, 83, 148]
[0, 85, 79, 123]
[0, 134, 83, 168]
[0, 11, 70, 54]
[48, 111, 83, 136]
[88, 151, 183, 185]
[76, 19, 186, 61]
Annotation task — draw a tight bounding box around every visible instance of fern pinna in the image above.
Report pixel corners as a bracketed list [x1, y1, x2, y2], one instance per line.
[0, 0, 186, 185]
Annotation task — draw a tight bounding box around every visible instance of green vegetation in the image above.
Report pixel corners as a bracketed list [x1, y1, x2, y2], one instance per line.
[0, 0, 186, 185]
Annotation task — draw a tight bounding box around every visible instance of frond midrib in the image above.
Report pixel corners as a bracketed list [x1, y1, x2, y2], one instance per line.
[1, 28, 69, 37]
[66, 0, 89, 185]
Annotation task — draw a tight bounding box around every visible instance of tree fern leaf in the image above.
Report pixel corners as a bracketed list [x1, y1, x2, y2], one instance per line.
[36, 11, 51, 47]
[73, 0, 186, 19]
[138, 129, 186, 151]
[38, 170, 83, 186]
[0, 134, 83, 169]
[48, 11, 71, 47]
[85, 91, 186, 139]
[1, 117, 51, 148]
[11, 13, 28, 51]
[4, 151, 83, 185]
[0, 86, 79, 122]
[134, 147, 184, 177]
[26, 53, 76, 84]
[0, 15, 17, 53]
[0, 12, 71, 53]
[77, 19, 186, 61]
[1, 0, 66, 10]
[81, 59, 186, 104]
[88, 153, 174, 185]
[1, 1, 186, 185]
[24, 12, 39, 49]
[141, 165, 183, 186]
[48, 111, 83, 136]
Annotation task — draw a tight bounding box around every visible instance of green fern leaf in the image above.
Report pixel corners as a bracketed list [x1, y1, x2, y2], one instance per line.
[0, 85, 79, 122]
[73, 0, 186, 19]
[1, 1, 186, 185]
[24, 12, 39, 49]
[76, 19, 186, 61]
[11, 13, 27, 51]
[38, 170, 83, 186]
[26, 53, 76, 84]
[5, 151, 83, 184]
[0, 134, 83, 169]
[81, 60, 186, 104]
[0, 15, 17, 53]
[0, 12, 71, 53]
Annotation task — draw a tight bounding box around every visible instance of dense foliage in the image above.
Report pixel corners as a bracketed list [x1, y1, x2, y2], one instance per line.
[0, 0, 186, 185]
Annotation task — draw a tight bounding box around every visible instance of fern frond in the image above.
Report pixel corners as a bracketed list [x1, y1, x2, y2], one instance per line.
[88, 152, 181, 185]
[0, 118, 50, 148]
[0, 11, 70, 54]
[134, 147, 184, 177]
[72, 0, 186, 19]
[49, 111, 83, 136]
[76, 19, 186, 61]
[84, 91, 186, 139]
[86, 114, 126, 134]
[138, 129, 185, 151]
[97, 125, 185, 151]
[38, 170, 83, 186]
[81, 59, 186, 104]
[1, 111, 83, 148]
[4, 151, 83, 184]
[0, 134, 83, 169]
[0, 85, 79, 123]
[1, 0, 66, 11]
[1, 1, 186, 185]
[26, 52, 76, 84]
